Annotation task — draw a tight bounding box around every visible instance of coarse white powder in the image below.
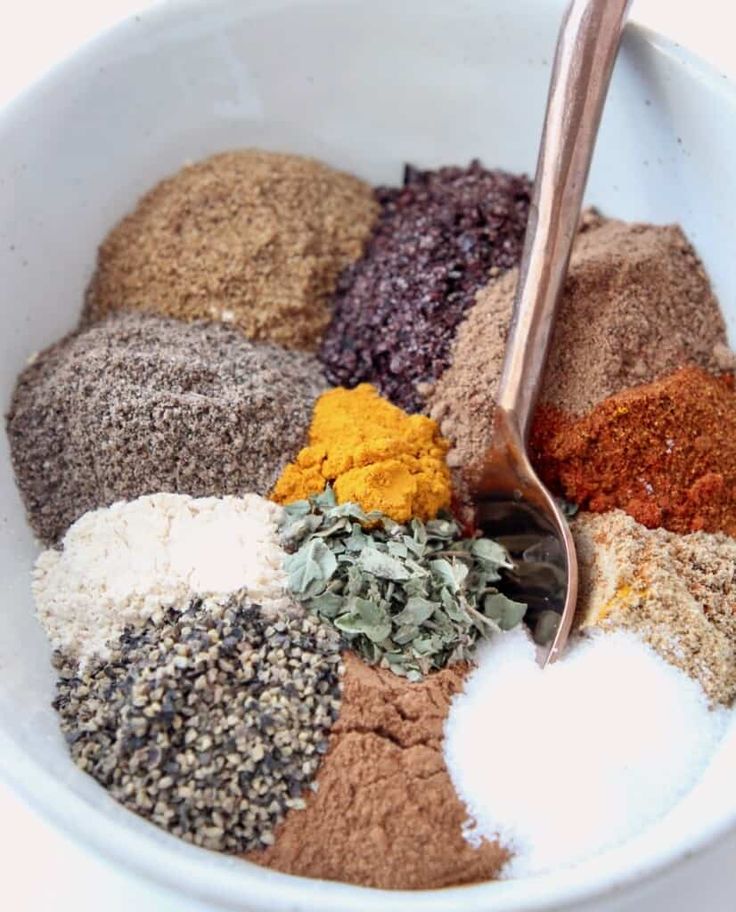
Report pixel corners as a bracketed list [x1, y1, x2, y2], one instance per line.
[33, 492, 290, 665]
[443, 627, 729, 878]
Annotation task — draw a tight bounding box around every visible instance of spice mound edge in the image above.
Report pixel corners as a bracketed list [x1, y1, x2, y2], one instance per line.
[53, 594, 344, 854]
[246, 650, 508, 890]
[280, 488, 527, 680]
[83, 149, 380, 351]
[532, 367, 736, 537]
[272, 383, 452, 524]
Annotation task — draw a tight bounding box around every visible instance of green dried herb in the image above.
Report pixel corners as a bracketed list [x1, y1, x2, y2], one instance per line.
[559, 497, 579, 518]
[281, 489, 526, 679]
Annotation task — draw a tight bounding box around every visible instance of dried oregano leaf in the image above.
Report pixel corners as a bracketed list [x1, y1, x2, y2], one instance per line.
[357, 548, 411, 581]
[280, 488, 527, 678]
[334, 596, 392, 643]
[483, 593, 527, 630]
[393, 597, 436, 626]
[470, 537, 513, 571]
[283, 538, 337, 597]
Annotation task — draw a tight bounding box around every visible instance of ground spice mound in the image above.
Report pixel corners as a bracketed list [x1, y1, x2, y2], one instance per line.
[6, 312, 326, 544]
[444, 626, 728, 877]
[272, 384, 451, 523]
[248, 651, 506, 889]
[34, 493, 290, 666]
[53, 596, 343, 854]
[574, 511, 736, 705]
[428, 219, 728, 476]
[533, 367, 736, 536]
[83, 150, 379, 350]
[319, 161, 531, 412]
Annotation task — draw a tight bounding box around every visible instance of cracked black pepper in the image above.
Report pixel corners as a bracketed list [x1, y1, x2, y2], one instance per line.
[52, 594, 343, 854]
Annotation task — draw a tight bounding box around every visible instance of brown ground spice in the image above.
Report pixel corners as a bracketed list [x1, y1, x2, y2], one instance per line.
[7, 312, 326, 544]
[574, 511, 736, 705]
[247, 651, 506, 889]
[533, 367, 736, 536]
[84, 150, 379, 350]
[428, 219, 729, 478]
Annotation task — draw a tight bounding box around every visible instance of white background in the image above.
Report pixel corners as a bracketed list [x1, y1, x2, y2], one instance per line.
[1, 1, 734, 909]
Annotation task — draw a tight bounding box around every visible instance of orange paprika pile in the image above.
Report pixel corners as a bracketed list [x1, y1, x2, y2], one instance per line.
[531, 366, 736, 536]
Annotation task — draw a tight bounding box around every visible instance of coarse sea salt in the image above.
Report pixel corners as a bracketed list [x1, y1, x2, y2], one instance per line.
[33, 492, 291, 666]
[443, 627, 729, 877]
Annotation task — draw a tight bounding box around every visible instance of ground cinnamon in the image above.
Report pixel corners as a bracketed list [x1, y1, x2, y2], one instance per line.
[246, 651, 506, 889]
[532, 367, 736, 536]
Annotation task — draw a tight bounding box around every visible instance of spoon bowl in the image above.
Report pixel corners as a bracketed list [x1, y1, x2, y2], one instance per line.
[473, 410, 577, 664]
[472, 0, 630, 663]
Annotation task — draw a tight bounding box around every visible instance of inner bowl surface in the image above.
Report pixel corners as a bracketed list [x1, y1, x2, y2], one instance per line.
[1, 1, 736, 910]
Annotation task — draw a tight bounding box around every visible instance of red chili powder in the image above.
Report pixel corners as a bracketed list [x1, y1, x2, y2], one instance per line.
[531, 367, 736, 536]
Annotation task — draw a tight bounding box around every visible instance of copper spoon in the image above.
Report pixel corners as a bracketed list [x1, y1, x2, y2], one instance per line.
[473, 0, 630, 664]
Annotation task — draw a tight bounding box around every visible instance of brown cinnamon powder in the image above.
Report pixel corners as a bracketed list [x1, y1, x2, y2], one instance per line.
[247, 651, 505, 889]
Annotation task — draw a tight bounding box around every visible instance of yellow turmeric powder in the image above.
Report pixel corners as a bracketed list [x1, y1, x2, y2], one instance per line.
[272, 384, 452, 522]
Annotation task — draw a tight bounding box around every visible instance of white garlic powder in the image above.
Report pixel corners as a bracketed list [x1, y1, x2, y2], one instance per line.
[33, 492, 290, 665]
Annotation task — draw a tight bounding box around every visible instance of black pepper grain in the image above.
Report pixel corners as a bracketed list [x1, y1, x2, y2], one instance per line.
[319, 161, 531, 412]
[53, 595, 344, 854]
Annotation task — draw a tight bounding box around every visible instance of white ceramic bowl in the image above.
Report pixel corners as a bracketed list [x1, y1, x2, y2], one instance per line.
[1, 1, 736, 909]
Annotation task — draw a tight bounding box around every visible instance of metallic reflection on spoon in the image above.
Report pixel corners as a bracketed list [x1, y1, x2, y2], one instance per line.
[469, 0, 630, 667]
[474, 410, 577, 665]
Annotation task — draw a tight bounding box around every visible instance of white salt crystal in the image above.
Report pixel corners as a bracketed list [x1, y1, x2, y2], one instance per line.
[444, 627, 729, 877]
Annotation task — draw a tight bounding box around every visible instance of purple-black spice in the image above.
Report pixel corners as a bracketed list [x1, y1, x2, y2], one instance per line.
[319, 161, 531, 412]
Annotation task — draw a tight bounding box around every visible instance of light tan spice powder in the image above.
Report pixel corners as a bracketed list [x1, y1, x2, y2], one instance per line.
[573, 510, 736, 705]
[84, 150, 379, 350]
[247, 651, 506, 889]
[427, 219, 729, 478]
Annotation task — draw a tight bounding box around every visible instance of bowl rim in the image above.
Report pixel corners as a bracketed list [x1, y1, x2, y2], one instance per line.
[1, 1, 736, 909]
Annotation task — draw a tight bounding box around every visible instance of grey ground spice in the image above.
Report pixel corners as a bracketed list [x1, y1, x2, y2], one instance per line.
[53, 595, 344, 854]
[574, 510, 736, 705]
[6, 312, 326, 544]
[319, 161, 531, 412]
[428, 218, 729, 477]
[83, 150, 379, 351]
[248, 651, 506, 889]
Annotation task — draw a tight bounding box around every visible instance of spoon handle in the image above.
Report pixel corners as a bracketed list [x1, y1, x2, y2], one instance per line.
[495, 0, 630, 440]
